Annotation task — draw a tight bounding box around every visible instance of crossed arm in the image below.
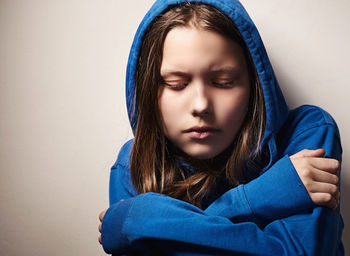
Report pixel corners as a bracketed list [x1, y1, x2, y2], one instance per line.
[98, 120, 343, 255]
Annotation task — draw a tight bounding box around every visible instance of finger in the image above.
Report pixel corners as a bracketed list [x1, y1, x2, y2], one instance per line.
[99, 223, 102, 232]
[291, 148, 325, 159]
[99, 210, 106, 222]
[308, 182, 339, 208]
[310, 192, 339, 210]
[311, 169, 339, 185]
[308, 181, 338, 196]
[309, 158, 339, 173]
[98, 235, 102, 245]
[301, 148, 325, 158]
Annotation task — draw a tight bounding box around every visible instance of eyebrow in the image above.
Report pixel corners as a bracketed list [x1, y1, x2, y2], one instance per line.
[160, 67, 239, 77]
[160, 70, 191, 78]
[209, 67, 240, 75]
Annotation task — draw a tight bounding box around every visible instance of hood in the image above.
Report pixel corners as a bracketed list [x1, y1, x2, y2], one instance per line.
[125, 0, 289, 165]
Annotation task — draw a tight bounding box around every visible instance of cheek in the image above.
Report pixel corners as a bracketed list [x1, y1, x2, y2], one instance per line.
[216, 91, 250, 125]
[158, 90, 181, 133]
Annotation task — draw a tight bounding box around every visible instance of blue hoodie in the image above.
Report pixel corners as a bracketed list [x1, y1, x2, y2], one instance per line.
[101, 0, 344, 255]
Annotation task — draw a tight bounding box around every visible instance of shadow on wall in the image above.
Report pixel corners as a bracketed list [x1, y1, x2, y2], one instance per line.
[340, 167, 349, 253]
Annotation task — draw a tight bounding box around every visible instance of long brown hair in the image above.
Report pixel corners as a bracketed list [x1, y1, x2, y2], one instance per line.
[130, 3, 266, 208]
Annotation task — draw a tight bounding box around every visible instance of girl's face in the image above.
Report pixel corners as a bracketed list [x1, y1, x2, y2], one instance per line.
[158, 26, 250, 159]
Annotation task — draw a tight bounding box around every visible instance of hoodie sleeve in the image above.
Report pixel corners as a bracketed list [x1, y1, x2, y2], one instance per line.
[102, 193, 343, 256]
[205, 155, 313, 226]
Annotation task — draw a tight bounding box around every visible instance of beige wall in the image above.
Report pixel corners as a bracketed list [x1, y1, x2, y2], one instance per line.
[0, 0, 349, 255]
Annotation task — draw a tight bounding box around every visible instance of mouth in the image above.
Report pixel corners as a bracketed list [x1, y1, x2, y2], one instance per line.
[183, 126, 220, 139]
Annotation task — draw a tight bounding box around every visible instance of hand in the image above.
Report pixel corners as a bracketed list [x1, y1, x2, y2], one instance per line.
[98, 209, 107, 245]
[290, 149, 340, 210]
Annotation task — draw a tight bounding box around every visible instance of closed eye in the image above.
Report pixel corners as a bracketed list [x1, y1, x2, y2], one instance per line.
[161, 80, 188, 90]
[160, 71, 190, 90]
[212, 81, 235, 88]
[163, 82, 187, 90]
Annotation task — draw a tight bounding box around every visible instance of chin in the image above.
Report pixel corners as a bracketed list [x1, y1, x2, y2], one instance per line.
[184, 147, 222, 160]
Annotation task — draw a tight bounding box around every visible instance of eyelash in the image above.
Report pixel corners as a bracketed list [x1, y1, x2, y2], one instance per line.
[162, 81, 235, 90]
[163, 82, 187, 90]
[212, 81, 234, 88]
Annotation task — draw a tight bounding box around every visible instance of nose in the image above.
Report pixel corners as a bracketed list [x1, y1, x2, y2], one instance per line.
[191, 81, 211, 117]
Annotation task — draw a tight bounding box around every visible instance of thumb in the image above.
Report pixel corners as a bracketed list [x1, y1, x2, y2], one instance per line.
[291, 148, 325, 159]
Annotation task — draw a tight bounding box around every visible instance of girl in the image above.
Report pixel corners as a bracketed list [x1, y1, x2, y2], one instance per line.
[99, 0, 344, 255]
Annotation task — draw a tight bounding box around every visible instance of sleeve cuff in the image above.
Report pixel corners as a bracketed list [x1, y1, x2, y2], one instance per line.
[243, 155, 314, 222]
[101, 198, 133, 254]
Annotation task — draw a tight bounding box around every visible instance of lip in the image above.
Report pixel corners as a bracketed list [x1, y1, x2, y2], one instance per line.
[183, 126, 220, 139]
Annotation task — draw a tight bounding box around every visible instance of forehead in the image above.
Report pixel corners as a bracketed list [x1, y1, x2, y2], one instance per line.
[161, 26, 246, 73]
